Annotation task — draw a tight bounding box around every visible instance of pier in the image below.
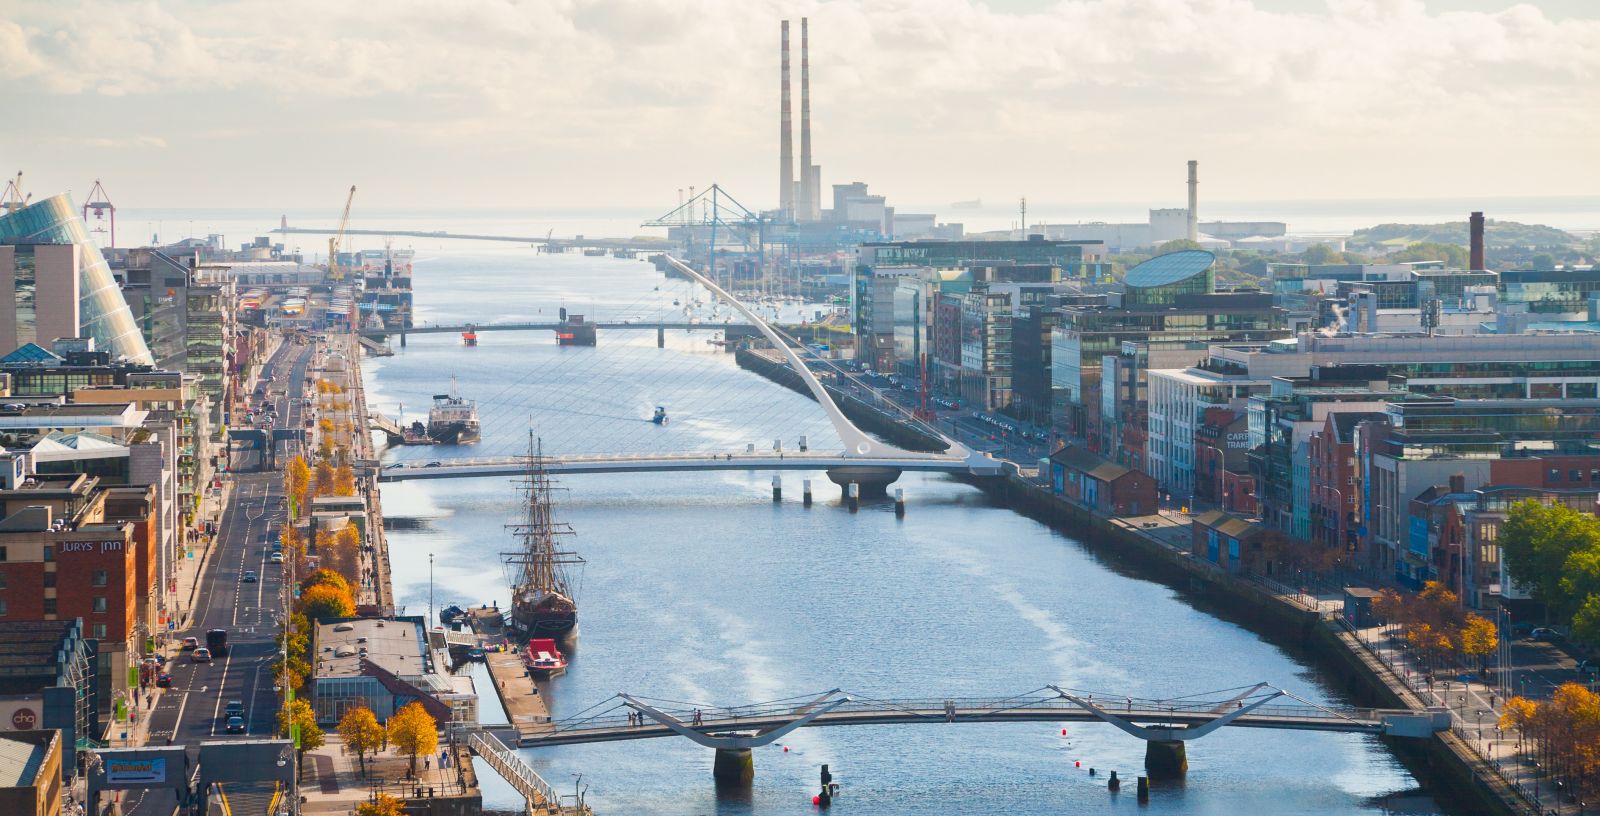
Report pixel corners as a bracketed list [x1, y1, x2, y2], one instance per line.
[273, 225, 673, 253]
[469, 607, 555, 744]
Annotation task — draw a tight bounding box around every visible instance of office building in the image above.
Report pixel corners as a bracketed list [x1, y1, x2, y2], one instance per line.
[0, 195, 152, 365]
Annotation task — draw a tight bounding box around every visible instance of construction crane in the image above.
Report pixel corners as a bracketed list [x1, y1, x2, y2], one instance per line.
[327, 185, 356, 281]
[1, 172, 31, 215]
[83, 180, 116, 247]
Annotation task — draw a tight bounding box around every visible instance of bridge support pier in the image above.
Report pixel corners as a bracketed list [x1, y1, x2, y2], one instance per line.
[713, 748, 754, 787]
[1144, 739, 1187, 777]
[399, 331, 407, 348]
[826, 466, 902, 499]
[658, 325, 665, 348]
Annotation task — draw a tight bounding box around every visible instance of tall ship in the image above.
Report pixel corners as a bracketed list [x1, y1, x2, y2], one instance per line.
[427, 378, 480, 444]
[503, 438, 583, 652]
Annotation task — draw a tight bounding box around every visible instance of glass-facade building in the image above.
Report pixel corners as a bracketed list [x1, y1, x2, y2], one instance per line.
[1499, 269, 1600, 315]
[0, 195, 154, 364]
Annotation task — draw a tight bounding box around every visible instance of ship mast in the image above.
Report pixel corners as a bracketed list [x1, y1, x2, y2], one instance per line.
[502, 434, 583, 597]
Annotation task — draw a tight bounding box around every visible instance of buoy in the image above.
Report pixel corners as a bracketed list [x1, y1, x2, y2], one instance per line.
[1061, 728, 1068, 736]
[812, 795, 821, 806]
[1075, 761, 1080, 767]
[784, 746, 790, 752]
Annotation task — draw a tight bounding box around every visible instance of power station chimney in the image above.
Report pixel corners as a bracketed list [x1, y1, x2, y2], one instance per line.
[1469, 211, 1485, 270]
[1187, 160, 1199, 242]
[799, 17, 815, 222]
[779, 20, 795, 221]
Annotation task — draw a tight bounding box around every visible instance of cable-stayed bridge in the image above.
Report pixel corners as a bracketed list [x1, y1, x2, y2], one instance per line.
[367, 255, 998, 492]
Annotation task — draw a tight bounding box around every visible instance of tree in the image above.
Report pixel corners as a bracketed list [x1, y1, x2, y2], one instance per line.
[333, 463, 358, 496]
[276, 698, 324, 779]
[338, 706, 386, 778]
[284, 456, 311, 516]
[298, 583, 356, 622]
[386, 701, 440, 777]
[356, 794, 405, 816]
[1531, 253, 1557, 270]
[329, 526, 363, 588]
[1571, 594, 1600, 650]
[1501, 500, 1600, 615]
[1156, 239, 1204, 254]
[1301, 243, 1342, 265]
[301, 568, 351, 597]
[1458, 613, 1498, 668]
[1389, 241, 1469, 268]
[313, 460, 336, 499]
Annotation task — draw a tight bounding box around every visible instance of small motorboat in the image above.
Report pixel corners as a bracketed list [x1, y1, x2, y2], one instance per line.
[439, 604, 467, 625]
[523, 638, 567, 678]
[652, 406, 668, 425]
[465, 647, 486, 661]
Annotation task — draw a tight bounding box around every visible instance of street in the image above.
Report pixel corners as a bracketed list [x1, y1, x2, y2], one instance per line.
[122, 336, 316, 815]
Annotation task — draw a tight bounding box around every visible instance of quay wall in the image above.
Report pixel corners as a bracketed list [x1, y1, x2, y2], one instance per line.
[974, 473, 1522, 816]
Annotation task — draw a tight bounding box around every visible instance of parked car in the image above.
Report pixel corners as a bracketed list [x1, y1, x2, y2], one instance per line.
[156, 672, 172, 688]
[1530, 627, 1563, 641]
[192, 647, 212, 663]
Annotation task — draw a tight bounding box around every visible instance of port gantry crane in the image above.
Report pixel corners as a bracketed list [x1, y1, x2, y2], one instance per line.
[328, 185, 357, 281]
[1, 172, 31, 215]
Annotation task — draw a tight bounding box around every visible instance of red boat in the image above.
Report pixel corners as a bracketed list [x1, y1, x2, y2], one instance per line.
[523, 637, 567, 678]
[462, 324, 478, 346]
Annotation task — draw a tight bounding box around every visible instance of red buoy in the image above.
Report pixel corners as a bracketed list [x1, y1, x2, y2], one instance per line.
[1062, 728, 1068, 735]
[812, 795, 821, 806]
[1075, 761, 1081, 767]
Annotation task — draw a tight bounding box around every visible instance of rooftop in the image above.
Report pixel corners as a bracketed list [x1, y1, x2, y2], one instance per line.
[1125, 250, 1215, 289]
[314, 617, 434, 680]
[0, 732, 52, 788]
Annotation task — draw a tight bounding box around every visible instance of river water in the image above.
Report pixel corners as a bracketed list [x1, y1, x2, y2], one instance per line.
[363, 246, 1447, 815]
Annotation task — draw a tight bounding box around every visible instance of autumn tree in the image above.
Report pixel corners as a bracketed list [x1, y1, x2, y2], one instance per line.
[329, 526, 363, 588]
[355, 794, 404, 816]
[333, 463, 358, 496]
[277, 698, 324, 779]
[284, 456, 311, 516]
[313, 460, 336, 499]
[386, 701, 440, 777]
[1458, 614, 1498, 669]
[338, 706, 386, 778]
[298, 583, 355, 622]
[302, 568, 350, 596]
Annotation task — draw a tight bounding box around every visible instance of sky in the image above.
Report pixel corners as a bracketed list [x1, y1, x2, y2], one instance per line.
[2, 0, 1598, 214]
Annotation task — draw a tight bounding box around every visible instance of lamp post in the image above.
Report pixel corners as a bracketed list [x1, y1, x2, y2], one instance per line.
[429, 553, 434, 631]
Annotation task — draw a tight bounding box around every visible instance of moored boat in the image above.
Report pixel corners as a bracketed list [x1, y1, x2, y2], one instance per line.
[503, 436, 584, 653]
[427, 377, 480, 444]
[523, 637, 567, 678]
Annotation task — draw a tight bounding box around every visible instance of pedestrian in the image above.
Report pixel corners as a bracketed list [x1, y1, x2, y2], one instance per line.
[424, 755, 431, 771]
[1126, 697, 1133, 711]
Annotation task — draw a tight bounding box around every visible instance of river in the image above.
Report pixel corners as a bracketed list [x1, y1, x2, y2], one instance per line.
[362, 246, 1446, 815]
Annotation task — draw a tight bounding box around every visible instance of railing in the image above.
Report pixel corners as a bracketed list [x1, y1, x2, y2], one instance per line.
[537, 690, 1393, 741]
[467, 730, 573, 814]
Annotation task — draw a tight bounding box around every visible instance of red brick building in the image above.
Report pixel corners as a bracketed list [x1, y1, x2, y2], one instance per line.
[1050, 446, 1158, 516]
[1307, 412, 1387, 562]
[1193, 408, 1249, 508]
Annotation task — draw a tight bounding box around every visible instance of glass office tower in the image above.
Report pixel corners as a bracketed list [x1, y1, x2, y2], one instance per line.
[0, 194, 154, 364]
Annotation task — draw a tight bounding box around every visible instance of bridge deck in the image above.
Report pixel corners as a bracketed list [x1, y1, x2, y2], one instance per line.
[378, 451, 990, 481]
[519, 700, 1403, 747]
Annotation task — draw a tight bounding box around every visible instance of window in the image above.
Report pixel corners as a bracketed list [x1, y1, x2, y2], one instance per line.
[92, 623, 106, 639]
[0, 600, 6, 615]
[1550, 469, 1562, 482]
[42, 572, 55, 588]
[1572, 470, 1584, 483]
[92, 597, 107, 613]
[0, 572, 6, 589]
[42, 545, 52, 562]
[92, 570, 108, 587]
[0, 546, 7, 562]
[43, 598, 56, 615]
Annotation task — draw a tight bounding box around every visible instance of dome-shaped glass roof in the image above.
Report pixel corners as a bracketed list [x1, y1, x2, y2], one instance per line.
[1125, 249, 1216, 289]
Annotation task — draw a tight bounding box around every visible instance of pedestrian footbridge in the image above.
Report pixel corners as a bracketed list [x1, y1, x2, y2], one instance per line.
[496, 684, 1450, 784]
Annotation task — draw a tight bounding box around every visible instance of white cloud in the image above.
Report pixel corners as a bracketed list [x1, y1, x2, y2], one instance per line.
[1, 0, 1596, 207]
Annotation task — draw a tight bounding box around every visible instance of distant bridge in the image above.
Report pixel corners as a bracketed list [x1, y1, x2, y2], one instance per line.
[377, 450, 1001, 482]
[358, 321, 762, 338]
[272, 226, 673, 253]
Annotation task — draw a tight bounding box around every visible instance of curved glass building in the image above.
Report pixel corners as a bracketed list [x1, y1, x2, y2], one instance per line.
[0, 194, 154, 364]
[1123, 249, 1216, 307]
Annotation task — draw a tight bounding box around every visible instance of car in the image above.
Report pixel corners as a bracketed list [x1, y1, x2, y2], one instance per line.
[192, 648, 212, 663]
[181, 636, 200, 651]
[156, 672, 172, 688]
[242, 570, 258, 583]
[422, 461, 442, 468]
[225, 716, 246, 734]
[270, 551, 285, 564]
[226, 700, 244, 718]
[144, 652, 166, 666]
[1530, 627, 1562, 641]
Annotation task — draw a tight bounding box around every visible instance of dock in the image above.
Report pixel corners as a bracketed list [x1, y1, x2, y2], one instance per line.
[469, 607, 555, 744]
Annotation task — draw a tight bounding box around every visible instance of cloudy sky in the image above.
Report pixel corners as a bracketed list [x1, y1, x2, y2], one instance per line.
[2, 0, 1597, 213]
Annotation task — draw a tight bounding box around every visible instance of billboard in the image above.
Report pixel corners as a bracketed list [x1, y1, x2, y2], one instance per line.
[106, 758, 165, 784]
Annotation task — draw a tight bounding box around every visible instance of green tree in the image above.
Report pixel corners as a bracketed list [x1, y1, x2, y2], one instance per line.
[386, 701, 440, 777]
[1572, 595, 1600, 650]
[276, 698, 324, 779]
[1156, 239, 1204, 254]
[1501, 500, 1600, 615]
[1389, 241, 1469, 268]
[1531, 253, 1557, 270]
[1302, 243, 1342, 265]
[338, 706, 386, 778]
